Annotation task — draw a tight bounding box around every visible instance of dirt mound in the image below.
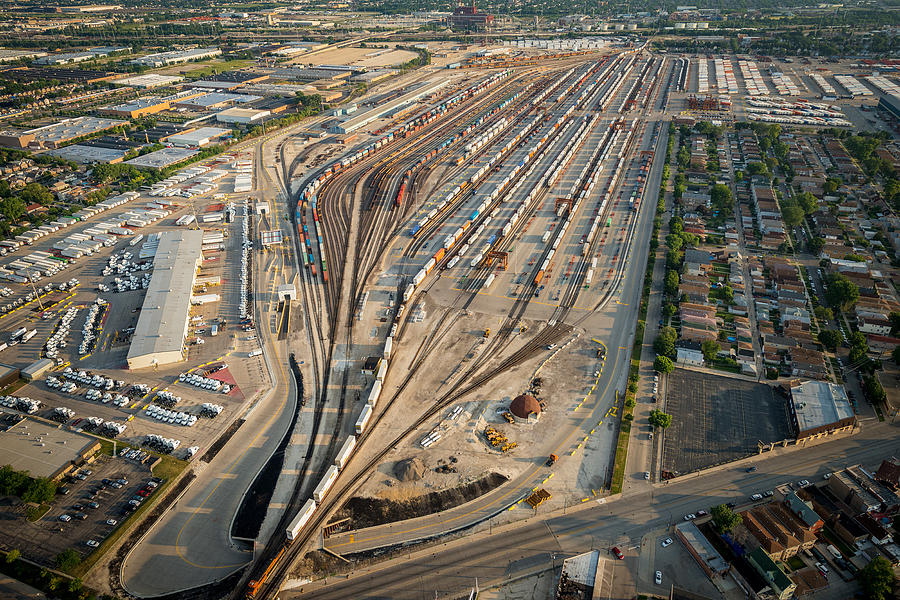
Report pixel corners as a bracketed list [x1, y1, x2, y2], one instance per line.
[338, 472, 508, 530]
[393, 457, 426, 482]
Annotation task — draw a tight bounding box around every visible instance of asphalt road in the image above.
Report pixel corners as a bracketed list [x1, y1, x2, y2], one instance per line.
[289, 421, 898, 599]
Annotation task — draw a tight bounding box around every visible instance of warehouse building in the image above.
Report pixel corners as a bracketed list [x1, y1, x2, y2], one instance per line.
[127, 230, 203, 370]
[216, 107, 271, 124]
[167, 127, 231, 148]
[329, 79, 447, 134]
[105, 96, 170, 118]
[114, 74, 184, 88]
[24, 117, 126, 149]
[130, 47, 221, 68]
[0, 417, 101, 481]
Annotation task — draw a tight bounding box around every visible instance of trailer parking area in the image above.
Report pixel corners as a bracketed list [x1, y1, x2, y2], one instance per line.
[660, 369, 793, 476]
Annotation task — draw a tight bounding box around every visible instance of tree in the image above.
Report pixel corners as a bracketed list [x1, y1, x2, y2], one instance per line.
[654, 355, 674, 374]
[746, 161, 768, 176]
[666, 233, 684, 252]
[665, 270, 680, 297]
[55, 549, 81, 572]
[710, 183, 732, 207]
[893, 346, 900, 366]
[711, 503, 741, 534]
[818, 330, 841, 351]
[68, 578, 83, 593]
[782, 204, 805, 227]
[824, 177, 841, 194]
[858, 556, 896, 600]
[889, 311, 900, 336]
[807, 236, 824, 255]
[21, 477, 56, 504]
[797, 191, 819, 215]
[863, 375, 887, 406]
[721, 285, 734, 305]
[0, 196, 25, 224]
[701, 339, 721, 362]
[18, 182, 52, 206]
[850, 331, 867, 349]
[654, 327, 677, 358]
[648, 409, 673, 429]
[825, 273, 860, 311]
[5, 549, 19, 564]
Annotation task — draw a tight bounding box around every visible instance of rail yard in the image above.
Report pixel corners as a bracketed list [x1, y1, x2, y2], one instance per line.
[220, 41, 680, 600]
[1, 25, 896, 600]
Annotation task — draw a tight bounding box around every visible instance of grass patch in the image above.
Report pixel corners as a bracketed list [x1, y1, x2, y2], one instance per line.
[25, 503, 50, 522]
[70, 447, 187, 578]
[160, 59, 254, 78]
[786, 555, 805, 571]
[0, 378, 29, 395]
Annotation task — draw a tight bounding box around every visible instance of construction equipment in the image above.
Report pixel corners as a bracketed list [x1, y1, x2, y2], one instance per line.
[546, 453, 558, 467]
[525, 489, 551, 508]
[501, 411, 515, 424]
[483, 328, 491, 338]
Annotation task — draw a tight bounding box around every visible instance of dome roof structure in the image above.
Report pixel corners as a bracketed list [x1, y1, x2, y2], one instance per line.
[509, 394, 541, 419]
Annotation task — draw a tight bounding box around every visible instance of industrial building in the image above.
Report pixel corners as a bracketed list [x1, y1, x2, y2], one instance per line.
[125, 147, 199, 169]
[877, 94, 900, 120]
[114, 74, 184, 88]
[448, 0, 494, 29]
[675, 521, 730, 579]
[126, 230, 204, 370]
[216, 107, 271, 124]
[23, 117, 126, 149]
[788, 380, 856, 441]
[174, 92, 261, 111]
[329, 79, 447, 134]
[104, 96, 170, 119]
[167, 127, 231, 148]
[130, 47, 221, 68]
[0, 417, 101, 481]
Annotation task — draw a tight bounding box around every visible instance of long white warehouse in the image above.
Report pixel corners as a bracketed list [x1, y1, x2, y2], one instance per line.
[126, 230, 204, 369]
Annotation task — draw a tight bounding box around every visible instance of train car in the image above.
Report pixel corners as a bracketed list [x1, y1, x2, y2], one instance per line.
[313, 465, 339, 503]
[286, 499, 317, 541]
[355, 404, 373, 434]
[383, 336, 393, 359]
[334, 437, 356, 470]
[367, 380, 382, 407]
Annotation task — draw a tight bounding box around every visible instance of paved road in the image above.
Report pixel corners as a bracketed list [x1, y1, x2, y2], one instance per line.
[289, 421, 898, 599]
[121, 134, 300, 596]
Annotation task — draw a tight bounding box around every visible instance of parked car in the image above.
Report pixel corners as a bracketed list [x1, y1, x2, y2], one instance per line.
[59, 514, 71, 522]
[611, 547, 624, 560]
[683, 514, 696, 521]
[798, 480, 810, 487]
[85, 540, 99, 548]
[750, 493, 763, 501]
[655, 571, 663, 585]
[106, 519, 118, 526]
[661, 538, 673, 548]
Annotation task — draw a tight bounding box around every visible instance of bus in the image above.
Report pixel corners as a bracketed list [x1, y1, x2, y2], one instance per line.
[606, 217, 612, 227]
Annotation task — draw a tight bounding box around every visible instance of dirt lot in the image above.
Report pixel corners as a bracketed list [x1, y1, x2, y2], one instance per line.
[286, 46, 418, 68]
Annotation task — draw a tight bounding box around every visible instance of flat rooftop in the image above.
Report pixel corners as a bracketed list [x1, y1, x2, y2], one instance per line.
[25, 117, 127, 144]
[126, 230, 203, 369]
[114, 74, 184, 88]
[0, 417, 98, 479]
[790, 380, 854, 433]
[48, 144, 127, 164]
[125, 147, 199, 168]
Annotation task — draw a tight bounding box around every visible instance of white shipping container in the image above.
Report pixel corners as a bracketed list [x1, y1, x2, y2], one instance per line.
[355, 404, 373, 434]
[334, 436, 357, 470]
[313, 465, 339, 502]
[285, 499, 317, 541]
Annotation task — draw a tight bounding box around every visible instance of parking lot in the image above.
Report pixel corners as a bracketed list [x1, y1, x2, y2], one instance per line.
[0, 453, 153, 564]
[661, 369, 794, 476]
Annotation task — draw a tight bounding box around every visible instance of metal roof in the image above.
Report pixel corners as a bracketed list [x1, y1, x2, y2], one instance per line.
[126, 230, 203, 368]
